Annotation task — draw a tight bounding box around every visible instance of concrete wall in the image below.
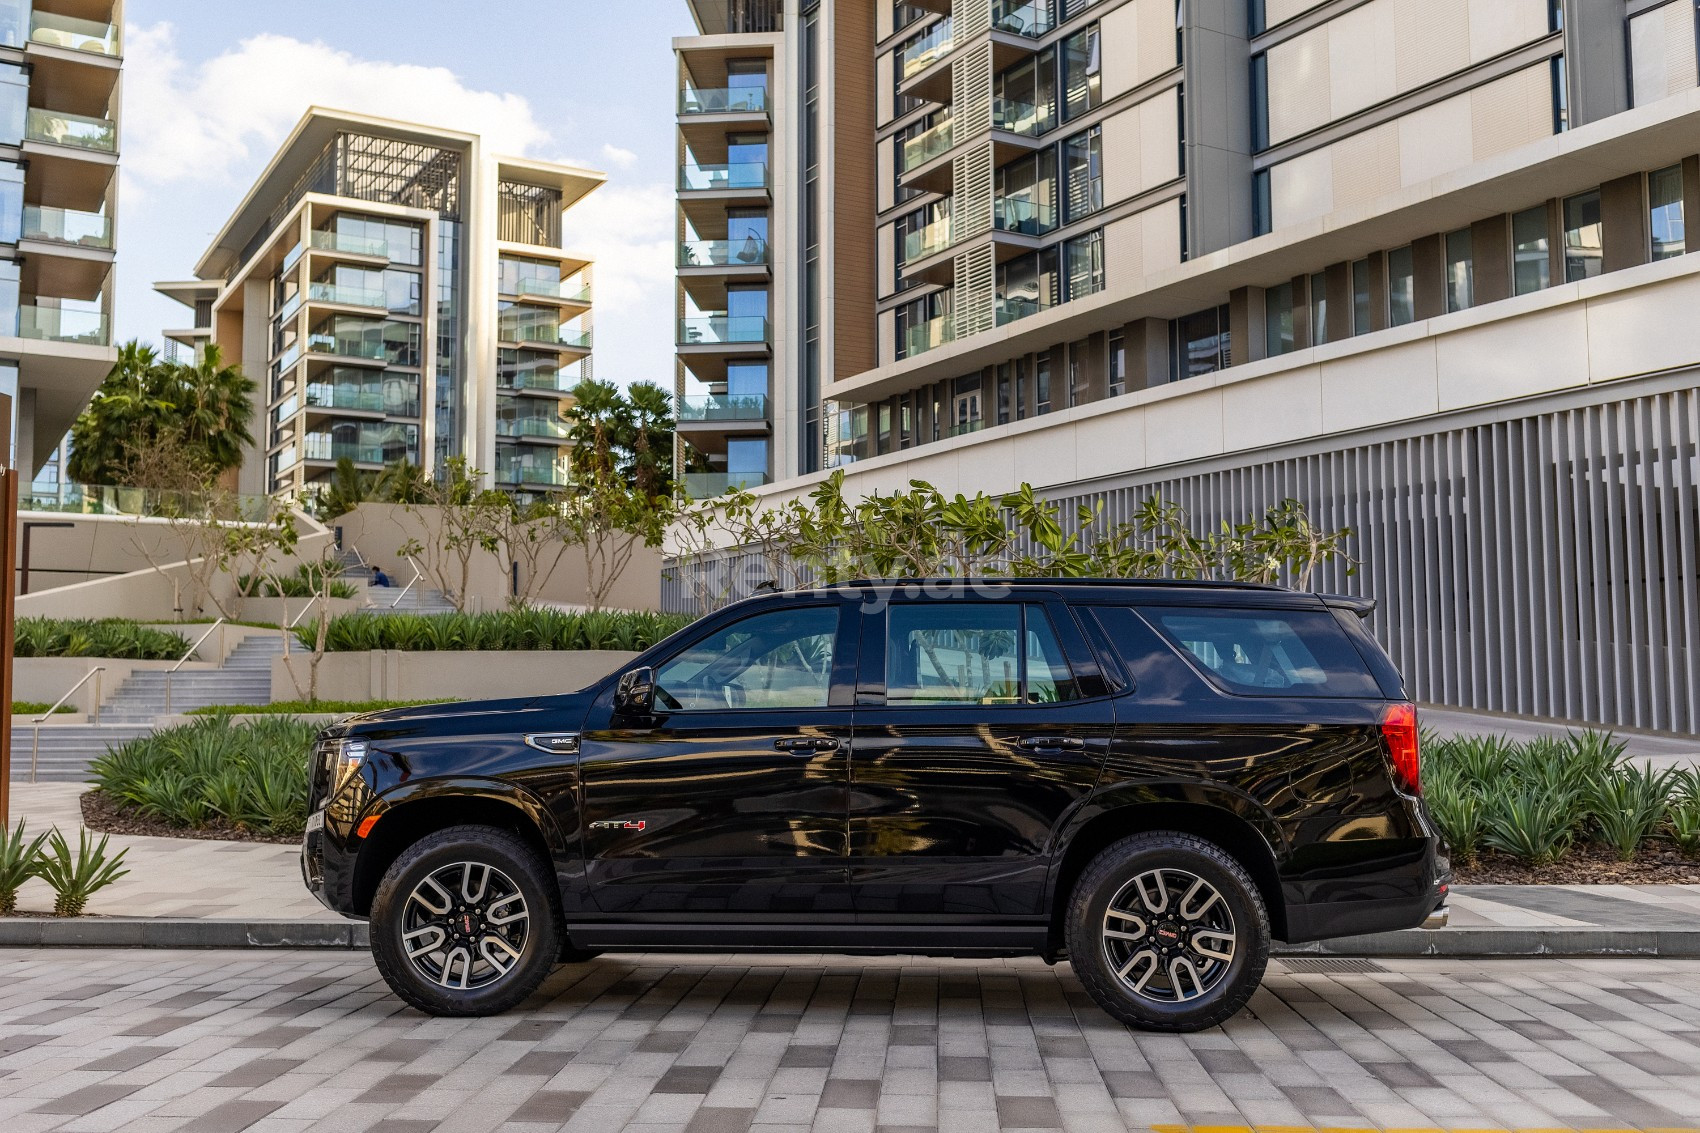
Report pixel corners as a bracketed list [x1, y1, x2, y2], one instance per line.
[12, 658, 220, 720]
[333, 503, 664, 613]
[272, 650, 639, 703]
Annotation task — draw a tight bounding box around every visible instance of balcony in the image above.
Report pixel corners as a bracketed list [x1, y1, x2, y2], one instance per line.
[948, 419, 985, 438]
[501, 366, 578, 395]
[25, 107, 116, 153]
[306, 332, 389, 363]
[679, 86, 769, 115]
[29, 9, 121, 55]
[991, 0, 1054, 38]
[678, 394, 769, 422]
[507, 277, 593, 303]
[310, 229, 389, 258]
[996, 293, 1052, 326]
[680, 238, 771, 268]
[903, 216, 953, 262]
[498, 416, 572, 441]
[900, 17, 954, 79]
[684, 470, 770, 498]
[994, 196, 1056, 237]
[679, 161, 770, 192]
[901, 117, 954, 172]
[680, 315, 770, 346]
[903, 313, 955, 358]
[21, 204, 112, 249]
[17, 304, 107, 345]
[497, 462, 571, 488]
[304, 438, 415, 465]
[305, 380, 418, 418]
[308, 281, 386, 309]
[993, 97, 1046, 137]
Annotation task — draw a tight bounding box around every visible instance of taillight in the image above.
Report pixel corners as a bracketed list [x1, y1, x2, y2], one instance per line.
[1381, 702, 1420, 795]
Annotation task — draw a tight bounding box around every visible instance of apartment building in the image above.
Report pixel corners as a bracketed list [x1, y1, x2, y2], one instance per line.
[164, 109, 602, 501]
[0, 0, 122, 487]
[676, 0, 1700, 735]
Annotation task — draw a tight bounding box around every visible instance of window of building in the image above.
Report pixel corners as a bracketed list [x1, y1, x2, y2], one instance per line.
[1062, 24, 1102, 121]
[1650, 164, 1686, 260]
[998, 247, 1060, 323]
[1248, 0, 1266, 35]
[1015, 358, 1029, 419]
[1067, 339, 1090, 407]
[1351, 259, 1371, 336]
[877, 403, 893, 453]
[952, 374, 982, 435]
[1445, 229, 1474, 313]
[996, 150, 1059, 236]
[1550, 56, 1569, 133]
[1388, 246, 1415, 326]
[1250, 54, 1269, 153]
[1063, 126, 1103, 222]
[1035, 351, 1053, 414]
[1309, 272, 1328, 346]
[1563, 189, 1602, 282]
[893, 2, 930, 32]
[1064, 230, 1105, 301]
[1265, 282, 1295, 356]
[0, 260, 18, 336]
[1513, 206, 1551, 295]
[900, 394, 915, 447]
[1253, 169, 1272, 235]
[995, 47, 1058, 137]
[0, 3, 24, 47]
[0, 64, 26, 147]
[895, 290, 953, 359]
[727, 437, 770, 483]
[1630, 6, 1688, 109]
[996, 362, 1013, 425]
[1171, 305, 1231, 382]
[1108, 332, 1126, 397]
[0, 161, 21, 245]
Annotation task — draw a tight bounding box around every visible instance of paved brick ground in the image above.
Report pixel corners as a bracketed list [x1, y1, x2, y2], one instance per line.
[0, 951, 1697, 1132]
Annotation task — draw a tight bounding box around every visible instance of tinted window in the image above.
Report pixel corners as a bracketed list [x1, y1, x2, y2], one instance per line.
[886, 604, 1079, 705]
[656, 607, 837, 710]
[1142, 607, 1380, 698]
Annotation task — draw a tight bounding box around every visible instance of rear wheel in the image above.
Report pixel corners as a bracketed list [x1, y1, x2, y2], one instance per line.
[370, 825, 562, 1016]
[1065, 832, 1269, 1032]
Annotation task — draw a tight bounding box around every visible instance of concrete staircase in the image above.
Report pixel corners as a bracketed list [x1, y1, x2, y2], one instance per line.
[95, 634, 285, 724]
[7, 724, 161, 783]
[366, 585, 457, 615]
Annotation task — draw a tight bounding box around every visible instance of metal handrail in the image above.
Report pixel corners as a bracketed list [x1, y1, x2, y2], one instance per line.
[166, 617, 226, 717]
[34, 666, 104, 723]
[390, 555, 425, 609]
[289, 602, 317, 629]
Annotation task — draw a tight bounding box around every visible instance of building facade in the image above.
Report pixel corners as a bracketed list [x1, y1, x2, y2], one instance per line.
[0, 0, 122, 490]
[675, 0, 1700, 735]
[167, 110, 602, 501]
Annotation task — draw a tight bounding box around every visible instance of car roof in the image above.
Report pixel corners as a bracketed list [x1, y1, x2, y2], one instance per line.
[732, 578, 1320, 607]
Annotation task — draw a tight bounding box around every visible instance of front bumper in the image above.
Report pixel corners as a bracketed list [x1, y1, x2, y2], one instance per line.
[301, 805, 362, 916]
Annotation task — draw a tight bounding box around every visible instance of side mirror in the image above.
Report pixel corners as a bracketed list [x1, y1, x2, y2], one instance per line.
[614, 667, 657, 716]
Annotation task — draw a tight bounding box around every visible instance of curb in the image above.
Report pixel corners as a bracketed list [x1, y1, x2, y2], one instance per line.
[2, 921, 1698, 957]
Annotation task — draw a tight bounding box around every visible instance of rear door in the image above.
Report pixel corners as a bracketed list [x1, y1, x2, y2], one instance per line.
[847, 595, 1113, 918]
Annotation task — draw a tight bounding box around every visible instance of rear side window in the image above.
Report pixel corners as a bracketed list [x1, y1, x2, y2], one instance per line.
[886, 603, 1081, 705]
[1141, 606, 1380, 698]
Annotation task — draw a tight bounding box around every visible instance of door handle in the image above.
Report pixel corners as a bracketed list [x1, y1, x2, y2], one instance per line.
[1017, 736, 1086, 752]
[776, 737, 843, 753]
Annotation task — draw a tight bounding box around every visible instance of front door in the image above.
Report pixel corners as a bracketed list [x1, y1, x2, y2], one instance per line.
[849, 597, 1113, 918]
[577, 601, 857, 917]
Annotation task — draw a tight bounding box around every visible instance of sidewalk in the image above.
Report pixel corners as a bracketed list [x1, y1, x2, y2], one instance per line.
[5, 782, 1700, 955]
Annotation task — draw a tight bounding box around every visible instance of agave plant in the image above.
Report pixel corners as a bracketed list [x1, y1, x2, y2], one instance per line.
[1669, 801, 1700, 859]
[1588, 763, 1675, 861]
[0, 820, 49, 915]
[1423, 769, 1486, 867]
[1482, 787, 1575, 867]
[36, 828, 130, 917]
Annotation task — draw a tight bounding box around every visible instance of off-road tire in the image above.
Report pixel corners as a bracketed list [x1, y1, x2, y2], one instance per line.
[1065, 831, 1270, 1032]
[370, 825, 562, 1016]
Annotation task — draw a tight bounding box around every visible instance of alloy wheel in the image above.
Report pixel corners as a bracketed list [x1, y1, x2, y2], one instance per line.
[1100, 867, 1237, 1003]
[400, 861, 531, 991]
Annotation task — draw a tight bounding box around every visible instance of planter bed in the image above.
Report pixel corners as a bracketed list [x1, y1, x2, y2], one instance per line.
[1453, 845, 1700, 885]
[79, 790, 298, 846]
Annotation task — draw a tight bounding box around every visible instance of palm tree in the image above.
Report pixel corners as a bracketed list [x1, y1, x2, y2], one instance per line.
[67, 342, 169, 484]
[626, 381, 676, 498]
[167, 344, 256, 473]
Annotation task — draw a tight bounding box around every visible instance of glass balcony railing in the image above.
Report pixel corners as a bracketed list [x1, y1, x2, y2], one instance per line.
[29, 9, 121, 55]
[558, 326, 593, 350]
[992, 97, 1045, 137]
[680, 238, 771, 267]
[678, 394, 769, 422]
[304, 381, 418, 418]
[498, 417, 572, 441]
[18, 304, 107, 345]
[948, 419, 985, 438]
[903, 313, 955, 357]
[25, 107, 116, 153]
[497, 462, 571, 488]
[21, 204, 112, 248]
[308, 281, 386, 309]
[509, 277, 593, 303]
[903, 216, 953, 262]
[996, 293, 1052, 325]
[900, 17, 954, 79]
[901, 118, 954, 171]
[501, 366, 578, 394]
[310, 229, 389, 258]
[684, 470, 771, 498]
[306, 332, 389, 362]
[679, 86, 770, 115]
[23, 483, 272, 521]
[990, 0, 1055, 38]
[994, 195, 1057, 236]
[680, 316, 771, 345]
[680, 162, 770, 192]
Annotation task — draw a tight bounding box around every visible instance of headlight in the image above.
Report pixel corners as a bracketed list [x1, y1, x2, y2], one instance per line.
[323, 737, 369, 794]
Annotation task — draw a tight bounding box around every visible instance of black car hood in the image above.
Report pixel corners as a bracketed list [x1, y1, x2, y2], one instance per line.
[343, 690, 596, 731]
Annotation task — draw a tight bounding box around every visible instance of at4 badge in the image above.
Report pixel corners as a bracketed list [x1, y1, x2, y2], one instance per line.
[589, 819, 647, 832]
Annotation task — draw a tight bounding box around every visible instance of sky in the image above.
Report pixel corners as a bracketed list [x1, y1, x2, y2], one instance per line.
[119, 0, 697, 387]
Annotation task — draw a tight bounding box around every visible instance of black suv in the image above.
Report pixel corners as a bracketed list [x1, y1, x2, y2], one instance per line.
[303, 580, 1448, 1032]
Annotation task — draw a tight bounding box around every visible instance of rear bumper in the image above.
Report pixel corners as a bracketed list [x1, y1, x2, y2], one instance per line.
[1280, 826, 1451, 944]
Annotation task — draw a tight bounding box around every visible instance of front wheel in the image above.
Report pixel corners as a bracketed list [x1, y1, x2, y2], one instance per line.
[1065, 832, 1270, 1032]
[369, 825, 562, 1016]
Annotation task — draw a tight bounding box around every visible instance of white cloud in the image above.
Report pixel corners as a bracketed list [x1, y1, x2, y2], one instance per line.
[600, 143, 639, 170]
[560, 183, 678, 385]
[122, 23, 550, 187]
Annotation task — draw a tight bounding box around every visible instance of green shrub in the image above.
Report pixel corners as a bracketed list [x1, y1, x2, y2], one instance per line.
[36, 828, 129, 917]
[13, 618, 191, 661]
[0, 820, 48, 916]
[238, 563, 359, 600]
[1424, 767, 1486, 867]
[1482, 786, 1576, 866]
[1667, 801, 1700, 859]
[10, 702, 77, 716]
[90, 716, 320, 838]
[1588, 762, 1675, 861]
[300, 609, 694, 654]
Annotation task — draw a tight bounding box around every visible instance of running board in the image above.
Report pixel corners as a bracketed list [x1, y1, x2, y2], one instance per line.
[568, 922, 1048, 954]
